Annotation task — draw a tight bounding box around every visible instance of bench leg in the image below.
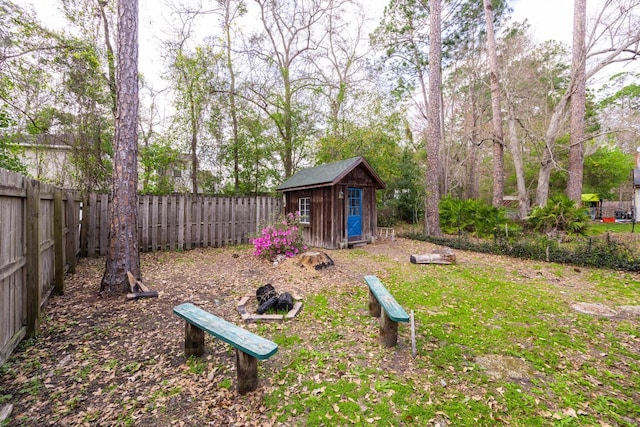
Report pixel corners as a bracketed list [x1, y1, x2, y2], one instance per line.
[379, 310, 398, 347]
[184, 322, 205, 357]
[368, 289, 381, 317]
[236, 349, 258, 395]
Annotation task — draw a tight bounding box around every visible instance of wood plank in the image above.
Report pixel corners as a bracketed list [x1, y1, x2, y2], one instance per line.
[213, 197, 220, 247]
[363, 275, 409, 322]
[178, 195, 185, 250]
[241, 197, 248, 244]
[25, 179, 40, 338]
[53, 190, 64, 295]
[79, 194, 88, 257]
[141, 196, 150, 252]
[151, 196, 158, 251]
[231, 197, 238, 245]
[136, 280, 150, 292]
[202, 197, 209, 247]
[0, 259, 26, 283]
[185, 195, 192, 250]
[248, 198, 256, 243]
[65, 191, 77, 273]
[255, 197, 262, 235]
[194, 196, 201, 247]
[168, 195, 177, 250]
[126, 271, 138, 292]
[161, 195, 168, 250]
[173, 303, 278, 360]
[99, 194, 109, 256]
[223, 197, 230, 246]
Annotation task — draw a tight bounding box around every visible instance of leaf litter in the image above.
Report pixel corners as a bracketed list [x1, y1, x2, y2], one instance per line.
[0, 239, 638, 425]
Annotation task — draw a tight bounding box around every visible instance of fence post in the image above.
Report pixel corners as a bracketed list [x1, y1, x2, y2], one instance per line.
[65, 191, 77, 274]
[80, 193, 88, 257]
[25, 179, 41, 338]
[53, 189, 64, 295]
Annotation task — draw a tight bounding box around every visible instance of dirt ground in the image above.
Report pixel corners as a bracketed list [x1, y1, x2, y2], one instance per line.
[0, 237, 636, 426]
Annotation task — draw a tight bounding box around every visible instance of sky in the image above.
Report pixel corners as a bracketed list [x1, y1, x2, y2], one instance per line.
[24, 0, 579, 91]
[511, 0, 574, 44]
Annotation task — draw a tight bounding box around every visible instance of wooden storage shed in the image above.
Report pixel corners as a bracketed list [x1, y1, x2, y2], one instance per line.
[275, 156, 386, 249]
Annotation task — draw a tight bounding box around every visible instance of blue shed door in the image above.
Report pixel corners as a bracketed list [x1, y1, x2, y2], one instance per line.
[347, 187, 362, 239]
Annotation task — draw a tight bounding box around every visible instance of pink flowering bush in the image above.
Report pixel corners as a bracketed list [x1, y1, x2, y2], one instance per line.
[250, 211, 307, 260]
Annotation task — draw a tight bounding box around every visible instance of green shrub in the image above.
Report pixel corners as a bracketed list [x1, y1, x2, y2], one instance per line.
[527, 195, 589, 236]
[439, 196, 512, 238]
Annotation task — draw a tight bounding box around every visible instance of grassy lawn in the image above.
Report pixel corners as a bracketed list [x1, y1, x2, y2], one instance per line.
[588, 222, 637, 235]
[259, 251, 640, 426]
[0, 241, 638, 426]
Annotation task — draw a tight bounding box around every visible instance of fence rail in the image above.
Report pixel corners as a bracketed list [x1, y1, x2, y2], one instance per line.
[0, 167, 282, 365]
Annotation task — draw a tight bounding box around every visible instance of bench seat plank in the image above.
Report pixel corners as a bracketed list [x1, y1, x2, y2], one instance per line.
[364, 275, 409, 323]
[173, 303, 278, 360]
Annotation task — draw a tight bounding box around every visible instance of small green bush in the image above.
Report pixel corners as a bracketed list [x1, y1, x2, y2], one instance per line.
[439, 196, 513, 238]
[527, 195, 589, 235]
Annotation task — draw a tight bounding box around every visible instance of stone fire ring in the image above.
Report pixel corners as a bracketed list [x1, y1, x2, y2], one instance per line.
[237, 294, 303, 323]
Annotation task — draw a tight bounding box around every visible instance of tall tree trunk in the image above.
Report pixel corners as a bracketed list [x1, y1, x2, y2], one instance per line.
[483, 0, 505, 208]
[464, 75, 481, 200]
[283, 77, 293, 178]
[100, 0, 140, 296]
[567, 0, 587, 202]
[535, 92, 570, 207]
[223, 0, 240, 193]
[190, 97, 199, 194]
[424, 0, 442, 237]
[506, 99, 529, 219]
[535, 0, 640, 207]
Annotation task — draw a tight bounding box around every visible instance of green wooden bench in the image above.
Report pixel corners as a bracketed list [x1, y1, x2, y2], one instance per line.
[364, 275, 410, 347]
[173, 302, 278, 394]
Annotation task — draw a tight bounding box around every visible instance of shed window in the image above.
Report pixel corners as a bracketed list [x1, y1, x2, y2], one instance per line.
[298, 197, 310, 223]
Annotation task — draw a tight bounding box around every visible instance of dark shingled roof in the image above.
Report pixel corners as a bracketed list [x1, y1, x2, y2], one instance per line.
[276, 156, 385, 191]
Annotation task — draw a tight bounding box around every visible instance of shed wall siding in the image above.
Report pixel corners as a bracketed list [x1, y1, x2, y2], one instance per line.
[284, 185, 378, 249]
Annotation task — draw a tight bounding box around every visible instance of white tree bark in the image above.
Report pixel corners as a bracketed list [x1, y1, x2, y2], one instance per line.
[483, 0, 505, 208]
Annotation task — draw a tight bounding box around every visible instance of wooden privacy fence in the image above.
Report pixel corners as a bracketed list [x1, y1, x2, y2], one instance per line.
[81, 194, 282, 256]
[0, 169, 81, 365]
[1, 168, 282, 365]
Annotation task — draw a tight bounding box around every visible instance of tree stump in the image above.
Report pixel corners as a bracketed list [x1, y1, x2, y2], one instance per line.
[296, 251, 334, 270]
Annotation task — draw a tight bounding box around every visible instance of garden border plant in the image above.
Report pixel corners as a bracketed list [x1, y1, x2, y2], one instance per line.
[406, 232, 640, 272]
[408, 195, 640, 272]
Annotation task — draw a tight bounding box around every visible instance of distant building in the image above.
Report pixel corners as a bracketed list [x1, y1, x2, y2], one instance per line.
[13, 134, 191, 192]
